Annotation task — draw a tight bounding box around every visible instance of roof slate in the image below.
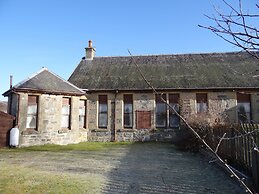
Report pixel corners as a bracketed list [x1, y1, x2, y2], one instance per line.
[68, 52, 259, 91]
[3, 68, 85, 96]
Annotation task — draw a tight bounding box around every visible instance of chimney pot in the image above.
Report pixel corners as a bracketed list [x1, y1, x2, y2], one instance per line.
[88, 40, 92, 48]
[10, 75, 13, 89]
[85, 40, 95, 60]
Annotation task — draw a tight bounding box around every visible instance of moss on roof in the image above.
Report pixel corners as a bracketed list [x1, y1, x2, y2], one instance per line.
[68, 52, 259, 90]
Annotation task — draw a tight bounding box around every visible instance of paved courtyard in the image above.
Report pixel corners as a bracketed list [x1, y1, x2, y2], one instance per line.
[0, 143, 244, 193]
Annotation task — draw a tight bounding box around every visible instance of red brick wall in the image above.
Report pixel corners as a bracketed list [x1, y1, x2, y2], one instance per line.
[0, 113, 14, 147]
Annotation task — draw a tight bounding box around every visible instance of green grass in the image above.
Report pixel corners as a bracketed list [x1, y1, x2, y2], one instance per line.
[0, 162, 103, 194]
[0, 141, 132, 152]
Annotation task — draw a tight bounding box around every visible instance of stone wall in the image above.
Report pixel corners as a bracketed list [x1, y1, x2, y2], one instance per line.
[87, 91, 259, 142]
[9, 90, 259, 146]
[16, 93, 87, 147]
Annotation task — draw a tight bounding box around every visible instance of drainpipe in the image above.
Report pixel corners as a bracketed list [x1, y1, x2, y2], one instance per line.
[113, 89, 119, 142]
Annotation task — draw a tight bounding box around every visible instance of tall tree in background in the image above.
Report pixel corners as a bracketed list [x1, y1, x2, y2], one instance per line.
[199, 0, 259, 59]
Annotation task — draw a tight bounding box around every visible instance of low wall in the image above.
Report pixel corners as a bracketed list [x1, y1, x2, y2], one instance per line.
[88, 128, 182, 142]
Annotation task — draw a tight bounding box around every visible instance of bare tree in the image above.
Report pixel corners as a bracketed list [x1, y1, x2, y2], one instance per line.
[199, 0, 259, 59]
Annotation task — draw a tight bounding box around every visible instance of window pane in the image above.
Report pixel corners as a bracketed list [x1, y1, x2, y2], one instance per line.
[169, 103, 180, 128]
[124, 113, 133, 127]
[27, 105, 37, 114]
[62, 105, 70, 114]
[62, 98, 70, 105]
[124, 103, 133, 113]
[61, 115, 69, 128]
[124, 94, 133, 128]
[28, 96, 38, 104]
[124, 94, 133, 104]
[169, 103, 179, 113]
[169, 114, 180, 128]
[156, 103, 166, 127]
[98, 95, 107, 128]
[99, 103, 107, 113]
[156, 103, 166, 113]
[237, 102, 251, 123]
[196, 93, 207, 103]
[197, 102, 207, 113]
[27, 96, 38, 129]
[99, 95, 107, 104]
[79, 107, 86, 115]
[237, 93, 250, 103]
[99, 113, 107, 127]
[196, 93, 208, 113]
[79, 100, 86, 128]
[169, 94, 179, 104]
[62, 98, 71, 128]
[79, 100, 85, 107]
[79, 115, 85, 128]
[156, 113, 166, 127]
[26, 115, 37, 128]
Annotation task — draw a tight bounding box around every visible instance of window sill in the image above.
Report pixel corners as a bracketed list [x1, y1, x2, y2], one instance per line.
[91, 129, 109, 132]
[22, 128, 39, 135]
[118, 129, 134, 132]
[58, 128, 70, 133]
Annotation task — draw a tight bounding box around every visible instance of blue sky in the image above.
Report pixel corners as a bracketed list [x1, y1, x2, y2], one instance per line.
[0, 0, 257, 100]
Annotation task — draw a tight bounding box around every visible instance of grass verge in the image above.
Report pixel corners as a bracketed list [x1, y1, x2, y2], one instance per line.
[0, 141, 132, 152]
[0, 161, 103, 194]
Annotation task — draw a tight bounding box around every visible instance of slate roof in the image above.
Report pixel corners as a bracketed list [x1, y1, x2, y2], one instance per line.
[68, 52, 259, 91]
[3, 68, 85, 96]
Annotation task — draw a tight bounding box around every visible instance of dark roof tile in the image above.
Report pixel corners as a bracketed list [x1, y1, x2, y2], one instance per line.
[3, 68, 85, 96]
[69, 52, 259, 90]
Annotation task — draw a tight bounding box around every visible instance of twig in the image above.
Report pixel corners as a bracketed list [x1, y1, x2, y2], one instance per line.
[199, 0, 259, 60]
[215, 133, 226, 153]
[128, 49, 254, 194]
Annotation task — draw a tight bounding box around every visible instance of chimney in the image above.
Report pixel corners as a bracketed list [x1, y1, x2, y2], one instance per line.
[10, 75, 13, 89]
[85, 40, 96, 60]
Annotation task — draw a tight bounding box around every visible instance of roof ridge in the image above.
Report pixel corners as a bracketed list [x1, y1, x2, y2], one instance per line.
[13, 67, 48, 89]
[92, 50, 245, 59]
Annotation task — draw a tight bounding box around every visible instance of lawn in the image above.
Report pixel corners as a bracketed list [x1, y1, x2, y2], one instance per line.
[0, 142, 130, 194]
[0, 142, 243, 193]
[0, 161, 102, 194]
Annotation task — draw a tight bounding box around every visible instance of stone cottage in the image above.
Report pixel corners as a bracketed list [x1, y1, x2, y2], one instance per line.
[3, 41, 259, 146]
[68, 41, 259, 142]
[3, 68, 87, 146]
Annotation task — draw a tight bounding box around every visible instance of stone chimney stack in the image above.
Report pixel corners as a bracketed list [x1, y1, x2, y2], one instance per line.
[85, 40, 96, 60]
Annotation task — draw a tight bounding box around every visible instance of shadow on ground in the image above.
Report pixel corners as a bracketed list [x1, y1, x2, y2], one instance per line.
[101, 143, 244, 194]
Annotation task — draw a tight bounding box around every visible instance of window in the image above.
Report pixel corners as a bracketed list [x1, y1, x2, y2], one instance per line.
[237, 93, 251, 123]
[156, 94, 167, 127]
[196, 93, 208, 113]
[79, 100, 87, 128]
[169, 94, 180, 128]
[98, 95, 108, 128]
[62, 98, 71, 128]
[124, 94, 133, 128]
[136, 111, 151, 129]
[26, 95, 38, 129]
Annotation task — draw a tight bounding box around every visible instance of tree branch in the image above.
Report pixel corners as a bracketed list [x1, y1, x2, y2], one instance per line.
[199, 0, 259, 60]
[128, 49, 254, 194]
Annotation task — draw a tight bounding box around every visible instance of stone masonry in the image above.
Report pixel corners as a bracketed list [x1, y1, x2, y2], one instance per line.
[12, 93, 88, 147]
